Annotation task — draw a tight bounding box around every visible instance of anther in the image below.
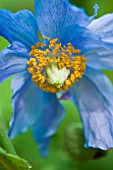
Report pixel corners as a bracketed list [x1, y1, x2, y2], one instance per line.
[27, 37, 87, 93]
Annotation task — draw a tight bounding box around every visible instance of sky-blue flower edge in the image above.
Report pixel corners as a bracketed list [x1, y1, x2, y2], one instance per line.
[0, 0, 113, 157]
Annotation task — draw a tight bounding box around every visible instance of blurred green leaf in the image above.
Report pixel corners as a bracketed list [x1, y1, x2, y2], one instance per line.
[64, 123, 111, 162]
[0, 147, 31, 170]
[0, 0, 34, 12]
[64, 123, 96, 162]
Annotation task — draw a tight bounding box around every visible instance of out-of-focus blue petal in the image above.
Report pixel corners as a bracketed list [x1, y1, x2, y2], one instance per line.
[32, 93, 65, 157]
[9, 75, 65, 157]
[0, 42, 29, 82]
[0, 9, 38, 48]
[34, 0, 98, 39]
[71, 67, 113, 150]
[84, 46, 113, 70]
[8, 76, 45, 137]
[88, 14, 113, 44]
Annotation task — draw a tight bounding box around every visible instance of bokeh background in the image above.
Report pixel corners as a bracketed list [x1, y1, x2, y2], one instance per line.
[0, 0, 113, 170]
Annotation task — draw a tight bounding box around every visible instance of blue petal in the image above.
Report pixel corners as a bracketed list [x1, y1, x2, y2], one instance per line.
[8, 77, 45, 137]
[88, 14, 113, 44]
[71, 67, 113, 150]
[59, 24, 112, 54]
[34, 0, 98, 39]
[60, 25, 102, 49]
[0, 42, 28, 82]
[32, 93, 65, 157]
[9, 75, 65, 156]
[84, 46, 113, 70]
[0, 9, 38, 48]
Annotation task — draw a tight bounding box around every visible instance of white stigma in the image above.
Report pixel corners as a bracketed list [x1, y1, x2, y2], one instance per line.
[46, 64, 70, 88]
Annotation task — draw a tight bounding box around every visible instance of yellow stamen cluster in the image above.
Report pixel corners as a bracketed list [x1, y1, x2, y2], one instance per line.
[27, 37, 87, 93]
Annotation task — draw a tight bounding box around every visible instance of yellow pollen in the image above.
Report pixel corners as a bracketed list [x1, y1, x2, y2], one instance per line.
[27, 37, 87, 93]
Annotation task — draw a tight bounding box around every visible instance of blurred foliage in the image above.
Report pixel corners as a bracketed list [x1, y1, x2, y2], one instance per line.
[0, 0, 113, 170]
[65, 123, 97, 162]
[0, 0, 113, 15]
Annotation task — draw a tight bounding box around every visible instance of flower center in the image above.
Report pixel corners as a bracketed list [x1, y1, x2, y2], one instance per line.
[27, 37, 87, 93]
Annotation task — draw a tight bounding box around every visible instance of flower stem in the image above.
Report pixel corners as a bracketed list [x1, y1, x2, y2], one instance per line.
[0, 124, 31, 169]
[0, 124, 16, 156]
[0, 148, 18, 170]
[0, 147, 31, 170]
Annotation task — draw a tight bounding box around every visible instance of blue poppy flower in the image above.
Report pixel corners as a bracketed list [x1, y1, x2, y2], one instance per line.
[1, 0, 113, 157]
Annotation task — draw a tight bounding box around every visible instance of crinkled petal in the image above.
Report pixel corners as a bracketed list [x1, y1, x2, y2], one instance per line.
[32, 94, 65, 157]
[62, 25, 113, 64]
[34, 0, 99, 38]
[88, 14, 113, 44]
[84, 46, 113, 70]
[8, 74, 65, 156]
[46, 23, 111, 55]
[0, 9, 38, 47]
[60, 25, 110, 51]
[8, 76, 46, 137]
[0, 42, 29, 82]
[71, 67, 113, 150]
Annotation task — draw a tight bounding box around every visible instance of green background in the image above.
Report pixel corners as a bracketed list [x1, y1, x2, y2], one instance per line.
[0, 0, 113, 170]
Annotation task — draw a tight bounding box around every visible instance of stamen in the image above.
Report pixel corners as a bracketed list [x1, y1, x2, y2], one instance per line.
[27, 37, 87, 93]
